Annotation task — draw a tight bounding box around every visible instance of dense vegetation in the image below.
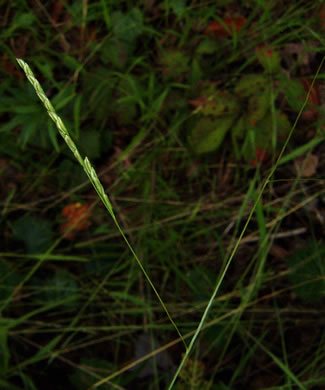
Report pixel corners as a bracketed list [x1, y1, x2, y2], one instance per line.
[1, 1, 325, 389]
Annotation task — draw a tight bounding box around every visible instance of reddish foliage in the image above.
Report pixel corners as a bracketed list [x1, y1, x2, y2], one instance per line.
[205, 17, 246, 37]
[60, 202, 92, 239]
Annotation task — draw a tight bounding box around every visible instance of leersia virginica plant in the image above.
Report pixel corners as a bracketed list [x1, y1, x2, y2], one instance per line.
[16, 57, 325, 390]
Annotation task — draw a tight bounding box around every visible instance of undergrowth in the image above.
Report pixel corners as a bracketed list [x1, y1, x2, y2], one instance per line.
[1, 1, 325, 389]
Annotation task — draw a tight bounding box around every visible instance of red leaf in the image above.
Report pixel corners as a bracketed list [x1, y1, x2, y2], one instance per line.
[60, 202, 92, 239]
[205, 17, 246, 37]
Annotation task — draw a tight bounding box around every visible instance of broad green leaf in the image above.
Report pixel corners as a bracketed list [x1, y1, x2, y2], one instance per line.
[254, 110, 291, 146]
[239, 110, 291, 162]
[13, 13, 36, 27]
[111, 8, 144, 43]
[198, 90, 240, 117]
[234, 74, 269, 97]
[188, 116, 234, 154]
[278, 74, 306, 111]
[196, 38, 218, 55]
[247, 89, 271, 125]
[170, 0, 186, 18]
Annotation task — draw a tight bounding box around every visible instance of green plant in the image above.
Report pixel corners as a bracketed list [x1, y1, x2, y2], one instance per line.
[0, 77, 77, 152]
[187, 50, 296, 164]
[15, 52, 325, 390]
[0, 2, 321, 388]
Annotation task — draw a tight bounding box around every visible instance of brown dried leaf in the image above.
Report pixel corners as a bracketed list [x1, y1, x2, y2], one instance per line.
[60, 202, 92, 239]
